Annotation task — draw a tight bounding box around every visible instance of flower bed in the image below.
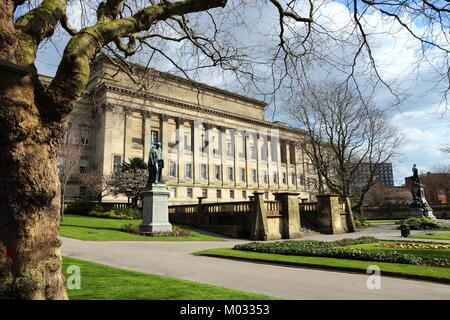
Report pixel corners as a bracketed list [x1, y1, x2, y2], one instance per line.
[233, 237, 450, 268]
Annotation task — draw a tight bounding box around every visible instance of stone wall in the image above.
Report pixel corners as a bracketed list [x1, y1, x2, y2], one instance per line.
[361, 204, 450, 220]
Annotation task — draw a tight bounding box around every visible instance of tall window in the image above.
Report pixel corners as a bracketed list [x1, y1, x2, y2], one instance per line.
[264, 192, 269, 200]
[250, 143, 256, 160]
[230, 190, 235, 199]
[240, 168, 246, 182]
[151, 130, 159, 144]
[200, 164, 207, 179]
[242, 190, 247, 199]
[226, 141, 233, 157]
[185, 162, 192, 178]
[113, 155, 122, 174]
[184, 133, 191, 151]
[291, 173, 296, 185]
[263, 169, 268, 183]
[282, 172, 287, 184]
[227, 167, 234, 181]
[215, 165, 221, 180]
[169, 161, 177, 177]
[216, 189, 222, 199]
[252, 169, 257, 183]
[187, 188, 193, 198]
[170, 188, 176, 198]
[79, 159, 88, 174]
[202, 188, 208, 198]
[273, 171, 278, 184]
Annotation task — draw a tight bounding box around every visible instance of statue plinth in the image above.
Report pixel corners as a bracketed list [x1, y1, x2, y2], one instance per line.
[139, 183, 172, 234]
[409, 182, 436, 220]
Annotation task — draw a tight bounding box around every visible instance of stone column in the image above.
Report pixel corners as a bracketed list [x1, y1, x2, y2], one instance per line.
[143, 111, 151, 161]
[285, 141, 290, 188]
[177, 118, 185, 183]
[274, 192, 302, 239]
[276, 136, 282, 189]
[123, 107, 132, 160]
[220, 127, 227, 186]
[233, 130, 239, 187]
[205, 124, 214, 185]
[267, 135, 272, 189]
[256, 133, 262, 188]
[245, 133, 250, 188]
[193, 122, 199, 184]
[160, 114, 169, 177]
[316, 194, 344, 234]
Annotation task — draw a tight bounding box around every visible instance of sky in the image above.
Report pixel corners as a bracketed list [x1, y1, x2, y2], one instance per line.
[31, 0, 450, 186]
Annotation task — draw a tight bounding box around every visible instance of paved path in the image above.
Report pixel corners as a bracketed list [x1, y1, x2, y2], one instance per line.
[62, 224, 450, 300]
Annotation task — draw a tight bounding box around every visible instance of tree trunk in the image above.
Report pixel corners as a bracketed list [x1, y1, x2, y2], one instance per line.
[0, 73, 67, 299]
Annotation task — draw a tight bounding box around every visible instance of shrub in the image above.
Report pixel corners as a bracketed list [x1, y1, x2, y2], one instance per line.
[87, 205, 141, 220]
[121, 224, 191, 237]
[404, 217, 439, 230]
[64, 200, 97, 215]
[233, 237, 450, 268]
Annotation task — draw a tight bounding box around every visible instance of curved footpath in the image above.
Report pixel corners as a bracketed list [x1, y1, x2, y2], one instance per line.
[61, 224, 450, 300]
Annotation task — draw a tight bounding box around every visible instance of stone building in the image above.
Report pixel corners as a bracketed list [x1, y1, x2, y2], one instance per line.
[50, 58, 318, 204]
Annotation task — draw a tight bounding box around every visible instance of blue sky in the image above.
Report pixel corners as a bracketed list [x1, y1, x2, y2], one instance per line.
[33, 0, 450, 186]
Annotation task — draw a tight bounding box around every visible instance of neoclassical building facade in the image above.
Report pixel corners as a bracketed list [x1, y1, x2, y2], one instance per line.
[51, 59, 318, 204]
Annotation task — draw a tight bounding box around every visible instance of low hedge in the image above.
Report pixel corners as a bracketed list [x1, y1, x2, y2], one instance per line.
[87, 205, 142, 220]
[234, 237, 450, 268]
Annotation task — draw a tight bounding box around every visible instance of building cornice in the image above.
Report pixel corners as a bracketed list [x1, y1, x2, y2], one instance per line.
[92, 57, 268, 109]
[101, 82, 304, 137]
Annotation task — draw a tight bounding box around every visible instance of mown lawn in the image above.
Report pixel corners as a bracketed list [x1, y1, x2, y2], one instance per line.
[60, 215, 223, 241]
[194, 248, 450, 283]
[62, 256, 275, 300]
[366, 219, 400, 224]
[411, 232, 450, 241]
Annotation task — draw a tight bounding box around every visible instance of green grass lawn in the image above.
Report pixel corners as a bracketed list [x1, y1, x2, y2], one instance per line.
[60, 215, 223, 241]
[411, 232, 450, 241]
[194, 248, 450, 283]
[63, 256, 274, 300]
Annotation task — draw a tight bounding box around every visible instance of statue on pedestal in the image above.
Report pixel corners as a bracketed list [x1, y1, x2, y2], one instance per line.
[409, 164, 436, 219]
[147, 142, 164, 187]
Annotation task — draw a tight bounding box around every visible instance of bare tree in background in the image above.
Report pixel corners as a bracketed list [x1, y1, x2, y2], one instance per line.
[58, 127, 85, 221]
[286, 82, 403, 213]
[79, 171, 112, 203]
[0, 0, 448, 299]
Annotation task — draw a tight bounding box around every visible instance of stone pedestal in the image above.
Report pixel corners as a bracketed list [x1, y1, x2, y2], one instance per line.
[139, 184, 172, 233]
[409, 206, 436, 220]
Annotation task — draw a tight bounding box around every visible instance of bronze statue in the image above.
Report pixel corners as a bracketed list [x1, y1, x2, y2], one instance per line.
[147, 142, 164, 186]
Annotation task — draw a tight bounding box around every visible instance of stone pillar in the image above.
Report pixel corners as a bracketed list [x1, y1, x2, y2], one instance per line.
[316, 194, 344, 234]
[123, 108, 132, 160]
[250, 191, 268, 240]
[276, 136, 282, 188]
[245, 133, 250, 188]
[233, 130, 239, 187]
[205, 124, 213, 185]
[192, 123, 199, 184]
[140, 184, 172, 233]
[256, 133, 262, 188]
[220, 127, 227, 186]
[177, 118, 185, 183]
[143, 111, 151, 161]
[160, 115, 169, 177]
[274, 192, 302, 239]
[285, 141, 290, 188]
[267, 135, 272, 189]
[197, 196, 207, 226]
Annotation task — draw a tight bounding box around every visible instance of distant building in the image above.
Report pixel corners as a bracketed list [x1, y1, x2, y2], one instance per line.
[354, 162, 394, 188]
